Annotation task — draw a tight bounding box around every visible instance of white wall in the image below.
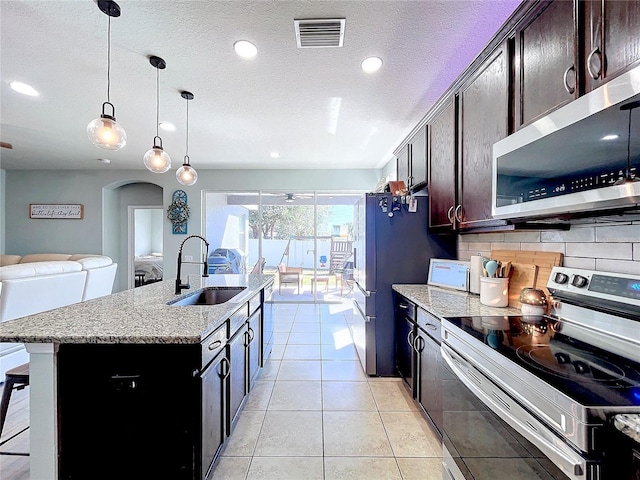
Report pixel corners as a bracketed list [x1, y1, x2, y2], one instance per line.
[4, 168, 380, 282]
[0, 169, 5, 255]
[135, 209, 163, 256]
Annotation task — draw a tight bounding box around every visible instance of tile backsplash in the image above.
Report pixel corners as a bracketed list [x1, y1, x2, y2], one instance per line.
[458, 223, 640, 276]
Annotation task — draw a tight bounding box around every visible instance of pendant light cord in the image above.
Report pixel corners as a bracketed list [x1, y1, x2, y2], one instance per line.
[185, 98, 189, 157]
[106, 14, 111, 103]
[155, 66, 160, 138]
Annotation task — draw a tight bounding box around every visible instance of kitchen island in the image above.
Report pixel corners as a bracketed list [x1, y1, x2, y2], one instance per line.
[0, 274, 274, 480]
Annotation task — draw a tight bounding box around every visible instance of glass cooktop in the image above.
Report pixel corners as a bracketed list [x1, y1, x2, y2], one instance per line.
[444, 315, 640, 408]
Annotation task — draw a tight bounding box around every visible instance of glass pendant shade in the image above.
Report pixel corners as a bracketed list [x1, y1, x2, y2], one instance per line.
[87, 103, 126, 150]
[143, 136, 171, 173]
[176, 156, 197, 185]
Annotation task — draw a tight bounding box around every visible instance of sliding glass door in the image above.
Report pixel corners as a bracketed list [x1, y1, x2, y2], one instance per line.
[204, 191, 361, 303]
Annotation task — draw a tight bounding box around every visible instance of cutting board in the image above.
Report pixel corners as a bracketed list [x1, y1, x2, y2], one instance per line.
[491, 250, 563, 294]
[506, 263, 538, 307]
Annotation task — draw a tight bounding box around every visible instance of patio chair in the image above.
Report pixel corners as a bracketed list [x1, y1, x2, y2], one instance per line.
[250, 258, 266, 274]
[277, 263, 303, 294]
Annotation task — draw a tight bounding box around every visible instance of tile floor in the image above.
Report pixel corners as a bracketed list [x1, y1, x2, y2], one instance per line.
[211, 301, 443, 480]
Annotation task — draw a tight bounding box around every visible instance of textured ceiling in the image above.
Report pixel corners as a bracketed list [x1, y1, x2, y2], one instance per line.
[0, 0, 521, 171]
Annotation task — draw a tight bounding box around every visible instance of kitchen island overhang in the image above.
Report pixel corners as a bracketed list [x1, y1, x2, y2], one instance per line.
[0, 274, 275, 480]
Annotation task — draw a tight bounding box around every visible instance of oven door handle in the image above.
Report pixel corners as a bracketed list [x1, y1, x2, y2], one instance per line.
[441, 344, 588, 479]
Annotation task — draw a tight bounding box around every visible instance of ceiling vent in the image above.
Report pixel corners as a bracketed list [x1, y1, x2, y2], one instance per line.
[294, 18, 345, 48]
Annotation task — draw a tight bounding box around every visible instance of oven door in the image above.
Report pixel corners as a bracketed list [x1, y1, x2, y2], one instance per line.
[441, 342, 582, 480]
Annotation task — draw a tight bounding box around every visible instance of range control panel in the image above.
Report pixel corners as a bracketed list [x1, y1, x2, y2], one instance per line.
[547, 267, 640, 306]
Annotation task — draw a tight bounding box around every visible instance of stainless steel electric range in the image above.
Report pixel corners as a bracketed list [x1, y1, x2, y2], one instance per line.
[441, 267, 640, 480]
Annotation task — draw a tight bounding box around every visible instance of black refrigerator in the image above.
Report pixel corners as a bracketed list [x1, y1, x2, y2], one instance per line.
[351, 193, 456, 376]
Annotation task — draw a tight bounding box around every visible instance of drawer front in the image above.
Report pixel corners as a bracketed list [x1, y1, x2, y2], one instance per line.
[248, 293, 261, 317]
[417, 308, 441, 343]
[201, 322, 227, 369]
[395, 296, 416, 320]
[229, 304, 249, 336]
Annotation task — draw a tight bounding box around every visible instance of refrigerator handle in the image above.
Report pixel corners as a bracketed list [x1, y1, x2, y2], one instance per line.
[353, 247, 356, 269]
[354, 297, 373, 322]
[355, 281, 369, 297]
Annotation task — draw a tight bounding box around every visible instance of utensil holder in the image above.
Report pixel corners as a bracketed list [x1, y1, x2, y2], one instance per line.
[480, 277, 509, 307]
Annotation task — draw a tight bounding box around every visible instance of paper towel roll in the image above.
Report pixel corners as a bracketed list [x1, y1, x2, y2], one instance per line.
[469, 254, 483, 294]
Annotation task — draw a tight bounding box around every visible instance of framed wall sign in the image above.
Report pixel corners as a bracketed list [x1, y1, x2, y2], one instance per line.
[29, 204, 84, 219]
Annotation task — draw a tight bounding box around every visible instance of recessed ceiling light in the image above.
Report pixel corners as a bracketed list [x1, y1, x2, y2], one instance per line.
[159, 122, 176, 132]
[361, 56, 382, 74]
[270, 151, 280, 158]
[601, 134, 619, 141]
[234, 40, 257, 59]
[10, 81, 39, 96]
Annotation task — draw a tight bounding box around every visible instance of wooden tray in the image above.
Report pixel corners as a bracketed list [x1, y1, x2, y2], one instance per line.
[490, 250, 563, 307]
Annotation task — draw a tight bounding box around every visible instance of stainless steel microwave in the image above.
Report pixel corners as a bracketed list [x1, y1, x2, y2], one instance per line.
[492, 64, 640, 220]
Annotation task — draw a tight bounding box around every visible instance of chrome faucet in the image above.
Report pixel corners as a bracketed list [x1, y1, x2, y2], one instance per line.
[175, 235, 210, 294]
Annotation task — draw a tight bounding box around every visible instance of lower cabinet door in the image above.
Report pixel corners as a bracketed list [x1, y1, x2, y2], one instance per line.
[201, 349, 227, 479]
[417, 331, 443, 436]
[248, 309, 261, 388]
[228, 326, 247, 434]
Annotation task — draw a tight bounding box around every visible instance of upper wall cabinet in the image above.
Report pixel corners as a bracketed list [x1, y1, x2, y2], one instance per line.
[396, 147, 409, 188]
[409, 127, 427, 192]
[427, 96, 457, 230]
[514, 0, 577, 129]
[457, 43, 509, 230]
[395, 126, 427, 192]
[582, 0, 640, 93]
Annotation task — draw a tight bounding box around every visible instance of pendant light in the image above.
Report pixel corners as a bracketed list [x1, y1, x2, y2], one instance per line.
[614, 99, 640, 185]
[176, 91, 198, 185]
[143, 55, 171, 173]
[87, 0, 127, 150]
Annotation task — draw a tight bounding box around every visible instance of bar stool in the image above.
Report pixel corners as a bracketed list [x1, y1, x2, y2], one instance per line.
[0, 362, 30, 454]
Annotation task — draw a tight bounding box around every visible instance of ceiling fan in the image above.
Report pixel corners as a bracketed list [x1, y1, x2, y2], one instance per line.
[284, 193, 313, 203]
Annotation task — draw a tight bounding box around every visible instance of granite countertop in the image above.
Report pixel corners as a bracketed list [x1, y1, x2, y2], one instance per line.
[0, 274, 274, 345]
[614, 414, 640, 445]
[392, 284, 522, 319]
[392, 283, 640, 446]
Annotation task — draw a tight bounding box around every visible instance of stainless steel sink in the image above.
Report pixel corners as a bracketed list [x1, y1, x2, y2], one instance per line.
[168, 286, 247, 306]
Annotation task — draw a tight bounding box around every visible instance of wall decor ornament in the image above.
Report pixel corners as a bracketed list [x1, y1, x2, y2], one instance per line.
[168, 190, 190, 234]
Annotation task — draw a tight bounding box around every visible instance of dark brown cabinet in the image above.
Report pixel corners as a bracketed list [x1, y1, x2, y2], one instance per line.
[458, 43, 509, 230]
[395, 126, 427, 191]
[201, 348, 227, 479]
[427, 97, 457, 230]
[247, 307, 261, 388]
[408, 127, 427, 190]
[514, 0, 577, 129]
[396, 146, 409, 187]
[583, 0, 640, 93]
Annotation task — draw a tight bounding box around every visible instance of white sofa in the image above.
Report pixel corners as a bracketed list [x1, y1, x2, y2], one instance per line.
[0, 254, 117, 378]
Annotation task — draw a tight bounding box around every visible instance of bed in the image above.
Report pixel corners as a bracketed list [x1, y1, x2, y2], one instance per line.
[134, 254, 163, 283]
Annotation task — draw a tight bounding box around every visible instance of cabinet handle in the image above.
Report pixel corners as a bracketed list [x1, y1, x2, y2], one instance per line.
[398, 303, 410, 310]
[454, 204, 463, 223]
[447, 206, 455, 224]
[220, 357, 230, 379]
[563, 65, 576, 94]
[424, 323, 438, 331]
[207, 339, 222, 351]
[413, 335, 424, 353]
[586, 47, 601, 80]
[407, 330, 415, 349]
[248, 326, 255, 343]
